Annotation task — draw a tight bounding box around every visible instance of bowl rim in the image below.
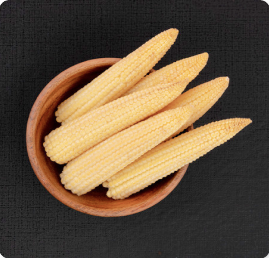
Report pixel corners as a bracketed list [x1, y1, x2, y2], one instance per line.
[26, 58, 192, 217]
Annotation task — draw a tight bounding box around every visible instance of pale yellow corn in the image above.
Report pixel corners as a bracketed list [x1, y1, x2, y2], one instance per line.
[159, 77, 229, 138]
[44, 83, 185, 164]
[60, 106, 192, 196]
[55, 28, 179, 124]
[107, 118, 252, 199]
[123, 52, 209, 96]
[102, 77, 228, 188]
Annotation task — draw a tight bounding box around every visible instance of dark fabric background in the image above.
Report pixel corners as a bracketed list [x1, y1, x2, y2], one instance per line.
[0, 0, 268, 257]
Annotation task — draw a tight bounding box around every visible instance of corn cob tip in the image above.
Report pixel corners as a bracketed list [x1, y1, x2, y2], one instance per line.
[215, 76, 230, 87]
[216, 76, 229, 83]
[122, 51, 210, 97]
[224, 76, 230, 82]
[194, 52, 209, 63]
[201, 76, 229, 91]
[234, 118, 252, 130]
[191, 52, 209, 64]
[197, 52, 209, 68]
[200, 52, 209, 60]
[224, 118, 252, 135]
[184, 52, 209, 73]
[167, 28, 179, 38]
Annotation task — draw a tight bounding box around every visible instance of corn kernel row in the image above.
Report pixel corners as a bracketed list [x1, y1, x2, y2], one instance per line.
[60, 106, 192, 195]
[106, 118, 252, 199]
[44, 82, 186, 164]
[56, 28, 179, 124]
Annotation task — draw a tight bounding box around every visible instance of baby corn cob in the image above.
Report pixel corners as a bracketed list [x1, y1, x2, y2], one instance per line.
[60, 106, 192, 196]
[44, 83, 185, 164]
[55, 28, 179, 124]
[123, 52, 209, 96]
[106, 118, 252, 199]
[159, 77, 229, 138]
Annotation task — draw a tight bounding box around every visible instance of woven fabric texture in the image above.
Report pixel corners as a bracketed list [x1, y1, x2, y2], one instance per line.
[0, 0, 268, 257]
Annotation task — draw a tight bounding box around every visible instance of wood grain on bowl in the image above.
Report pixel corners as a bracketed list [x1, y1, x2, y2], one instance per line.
[26, 58, 193, 217]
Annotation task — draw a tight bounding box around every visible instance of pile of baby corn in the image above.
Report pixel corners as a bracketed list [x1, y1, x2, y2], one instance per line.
[44, 28, 251, 199]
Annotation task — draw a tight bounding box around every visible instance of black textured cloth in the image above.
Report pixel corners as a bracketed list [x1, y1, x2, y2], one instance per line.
[1, 0, 269, 257]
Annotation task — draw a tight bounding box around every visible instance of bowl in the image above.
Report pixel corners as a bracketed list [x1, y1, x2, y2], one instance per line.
[26, 58, 193, 217]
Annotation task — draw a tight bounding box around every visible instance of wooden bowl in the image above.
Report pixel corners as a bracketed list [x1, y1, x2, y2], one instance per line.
[26, 58, 192, 217]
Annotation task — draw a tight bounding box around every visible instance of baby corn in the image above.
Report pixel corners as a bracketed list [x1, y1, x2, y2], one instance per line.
[55, 28, 179, 123]
[44, 83, 185, 164]
[60, 106, 192, 196]
[107, 118, 252, 199]
[123, 52, 209, 96]
[159, 77, 229, 138]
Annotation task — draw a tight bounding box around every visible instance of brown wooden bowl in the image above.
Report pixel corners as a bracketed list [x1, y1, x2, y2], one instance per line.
[26, 58, 193, 217]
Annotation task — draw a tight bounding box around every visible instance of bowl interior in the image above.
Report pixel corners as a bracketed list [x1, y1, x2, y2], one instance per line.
[27, 58, 190, 217]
